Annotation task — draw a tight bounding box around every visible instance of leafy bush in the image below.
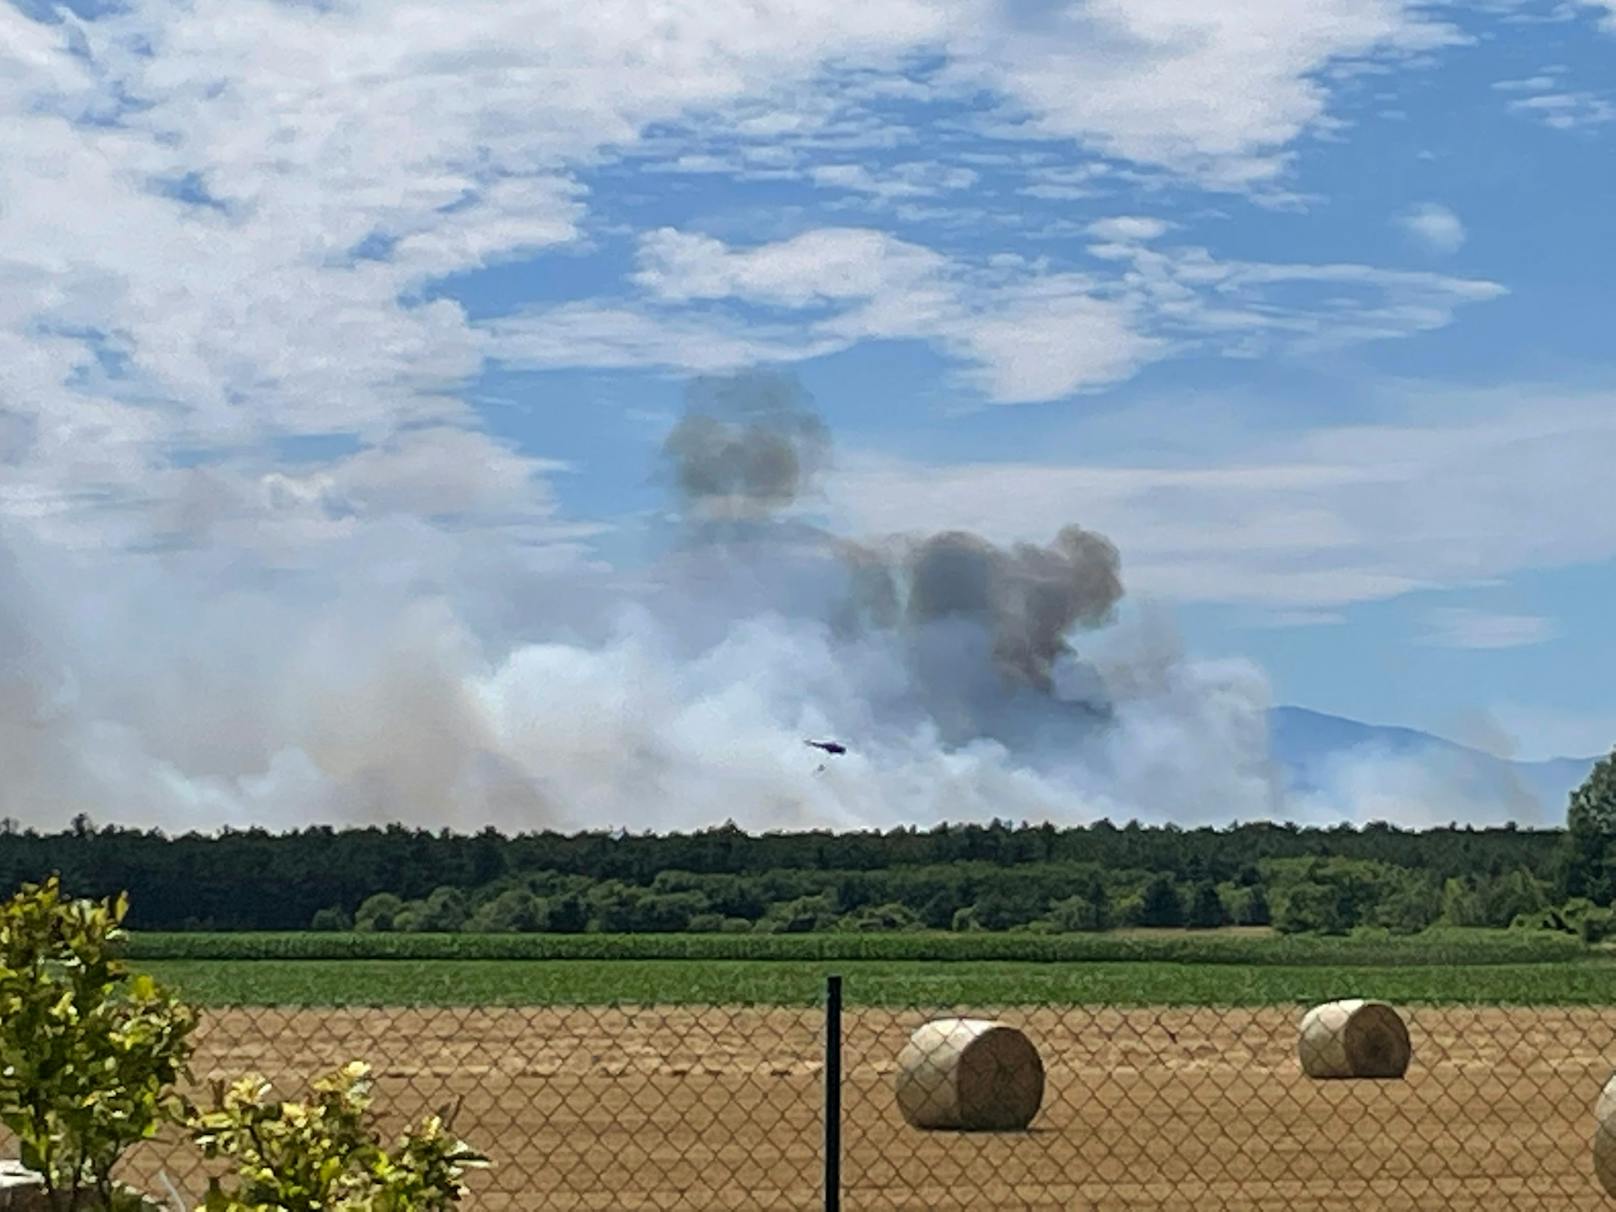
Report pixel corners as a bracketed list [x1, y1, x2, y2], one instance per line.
[1372, 881, 1441, 935]
[835, 902, 924, 932]
[466, 889, 541, 934]
[408, 888, 471, 934]
[1271, 881, 1350, 934]
[756, 894, 837, 934]
[1580, 908, 1615, 944]
[353, 894, 406, 933]
[0, 875, 197, 1211]
[188, 1061, 486, 1212]
[1043, 895, 1105, 933]
[310, 907, 354, 932]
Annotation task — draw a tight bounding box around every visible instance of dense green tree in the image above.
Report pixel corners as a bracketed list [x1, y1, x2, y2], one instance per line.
[469, 888, 542, 933]
[1372, 878, 1440, 934]
[1439, 877, 1487, 928]
[0, 815, 1591, 936]
[353, 892, 404, 933]
[1045, 895, 1105, 932]
[1563, 749, 1616, 902]
[1136, 875, 1184, 928]
[1218, 882, 1271, 927]
[1272, 882, 1348, 934]
[1480, 868, 1547, 927]
[543, 891, 589, 933]
[1185, 881, 1226, 930]
[409, 886, 471, 932]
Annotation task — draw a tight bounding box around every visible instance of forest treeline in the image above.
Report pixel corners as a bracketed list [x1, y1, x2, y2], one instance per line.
[5, 790, 1616, 937]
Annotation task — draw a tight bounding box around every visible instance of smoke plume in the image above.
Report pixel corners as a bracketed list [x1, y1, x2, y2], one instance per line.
[661, 372, 829, 523]
[903, 526, 1123, 692]
[0, 367, 1552, 836]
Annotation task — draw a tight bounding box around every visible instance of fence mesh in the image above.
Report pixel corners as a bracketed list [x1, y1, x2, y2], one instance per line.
[7, 998, 1615, 1209]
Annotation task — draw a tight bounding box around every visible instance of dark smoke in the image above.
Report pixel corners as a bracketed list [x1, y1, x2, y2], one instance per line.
[661, 371, 830, 521]
[659, 371, 1125, 713]
[905, 526, 1123, 692]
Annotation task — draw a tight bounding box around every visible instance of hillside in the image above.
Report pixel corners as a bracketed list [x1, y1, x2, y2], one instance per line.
[1270, 706, 1598, 823]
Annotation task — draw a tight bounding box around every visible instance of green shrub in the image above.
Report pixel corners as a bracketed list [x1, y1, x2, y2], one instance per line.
[1044, 895, 1105, 933]
[310, 907, 353, 932]
[0, 875, 197, 1211]
[188, 1061, 487, 1211]
[408, 889, 470, 934]
[1272, 881, 1349, 934]
[834, 902, 923, 933]
[465, 889, 541, 934]
[757, 894, 837, 934]
[1511, 905, 1572, 933]
[353, 894, 405, 933]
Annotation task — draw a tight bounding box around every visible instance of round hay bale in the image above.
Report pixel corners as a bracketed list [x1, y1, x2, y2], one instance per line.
[894, 1017, 1044, 1131]
[1593, 1071, 1616, 1195]
[1297, 999, 1411, 1079]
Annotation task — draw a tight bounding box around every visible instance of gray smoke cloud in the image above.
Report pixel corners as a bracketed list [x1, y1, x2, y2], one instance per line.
[661, 371, 830, 522]
[649, 373, 1131, 756]
[0, 365, 1551, 837]
[904, 526, 1123, 693]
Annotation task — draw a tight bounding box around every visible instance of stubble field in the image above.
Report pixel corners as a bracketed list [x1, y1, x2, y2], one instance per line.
[121, 1001, 1616, 1211]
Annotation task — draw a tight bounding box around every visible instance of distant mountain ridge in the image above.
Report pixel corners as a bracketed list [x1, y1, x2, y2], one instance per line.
[1268, 706, 1601, 823]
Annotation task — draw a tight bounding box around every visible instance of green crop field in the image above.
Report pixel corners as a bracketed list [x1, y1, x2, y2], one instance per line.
[139, 957, 1616, 1006]
[130, 927, 1616, 1007]
[123, 925, 1587, 966]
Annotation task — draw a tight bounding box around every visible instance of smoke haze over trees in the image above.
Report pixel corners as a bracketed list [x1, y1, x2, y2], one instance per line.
[0, 369, 1581, 836]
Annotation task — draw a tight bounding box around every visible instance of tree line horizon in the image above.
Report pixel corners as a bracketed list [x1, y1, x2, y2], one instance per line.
[3, 748, 1614, 937]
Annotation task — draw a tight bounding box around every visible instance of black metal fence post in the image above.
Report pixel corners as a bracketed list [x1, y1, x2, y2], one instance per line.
[825, 973, 843, 1212]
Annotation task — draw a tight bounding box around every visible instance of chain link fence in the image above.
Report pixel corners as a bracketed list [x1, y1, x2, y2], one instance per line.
[15, 983, 1616, 1209]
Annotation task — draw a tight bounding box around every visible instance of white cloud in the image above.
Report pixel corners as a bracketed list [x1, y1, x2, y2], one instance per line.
[1086, 216, 1173, 242]
[491, 225, 1500, 402]
[484, 303, 842, 373]
[1506, 90, 1616, 129]
[941, 286, 1167, 400]
[607, 1, 1472, 198]
[808, 161, 980, 199]
[823, 386, 1616, 610]
[1495, 70, 1615, 128]
[1582, 2, 1616, 32]
[1420, 607, 1560, 650]
[1395, 203, 1466, 255]
[0, 0, 1501, 553]
[631, 227, 947, 305]
[1492, 74, 1562, 92]
[0, 0, 975, 555]
[939, 0, 1465, 191]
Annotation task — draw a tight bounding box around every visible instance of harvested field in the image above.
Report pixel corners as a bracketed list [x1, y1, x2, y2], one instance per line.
[109, 1005, 1616, 1210]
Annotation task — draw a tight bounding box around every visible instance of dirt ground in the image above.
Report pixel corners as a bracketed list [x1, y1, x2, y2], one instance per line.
[104, 1004, 1616, 1210]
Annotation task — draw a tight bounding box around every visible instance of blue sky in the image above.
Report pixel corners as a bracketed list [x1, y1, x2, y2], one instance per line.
[1, 0, 1614, 831]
